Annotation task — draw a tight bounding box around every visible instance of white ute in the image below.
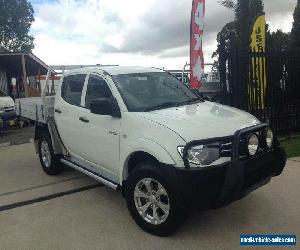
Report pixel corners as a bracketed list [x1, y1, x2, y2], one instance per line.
[19, 66, 286, 236]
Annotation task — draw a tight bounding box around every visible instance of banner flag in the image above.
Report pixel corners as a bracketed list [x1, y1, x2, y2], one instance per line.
[250, 14, 266, 108]
[190, 0, 205, 89]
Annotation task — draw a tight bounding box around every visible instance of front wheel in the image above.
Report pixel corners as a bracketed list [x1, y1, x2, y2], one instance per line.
[38, 133, 64, 175]
[125, 163, 187, 236]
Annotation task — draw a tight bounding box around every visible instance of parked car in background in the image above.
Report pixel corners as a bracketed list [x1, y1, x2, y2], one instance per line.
[169, 69, 222, 103]
[0, 90, 16, 128]
[169, 72, 190, 85]
[196, 71, 221, 102]
[198, 81, 222, 102]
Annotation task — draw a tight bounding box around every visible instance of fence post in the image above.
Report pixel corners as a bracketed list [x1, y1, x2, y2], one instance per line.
[218, 35, 228, 104]
[229, 32, 240, 108]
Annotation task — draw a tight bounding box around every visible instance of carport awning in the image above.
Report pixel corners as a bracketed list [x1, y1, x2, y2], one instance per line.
[0, 53, 49, 76]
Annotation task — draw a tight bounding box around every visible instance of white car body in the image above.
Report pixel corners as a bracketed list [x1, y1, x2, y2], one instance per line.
[0, 92, 16, 129]
[33, 66, 286, 235]
[53, 67, 259, 184]
[0, 95, 15, 114]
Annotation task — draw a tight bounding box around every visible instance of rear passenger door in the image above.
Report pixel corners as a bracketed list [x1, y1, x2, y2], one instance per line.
[55, 74, 88, 157]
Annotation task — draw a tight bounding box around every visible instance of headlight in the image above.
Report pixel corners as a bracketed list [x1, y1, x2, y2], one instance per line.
[178, 144, 220, 166]
[266, 129, 273, 148]
[0, 106, 4, 112]
[248, 134, 259, 156]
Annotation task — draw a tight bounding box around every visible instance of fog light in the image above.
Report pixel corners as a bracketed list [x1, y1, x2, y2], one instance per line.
[248, 134, 259, 156]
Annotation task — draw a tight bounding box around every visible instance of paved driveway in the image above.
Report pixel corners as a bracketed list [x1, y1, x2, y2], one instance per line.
[0, 144, 299, 249]
[0, 125, 34, 146]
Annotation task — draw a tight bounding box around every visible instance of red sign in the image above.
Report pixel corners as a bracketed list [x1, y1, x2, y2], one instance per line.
[190, 0, 205, 89]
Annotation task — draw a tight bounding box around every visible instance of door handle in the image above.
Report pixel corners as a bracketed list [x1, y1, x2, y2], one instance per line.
[79, 117, 89, 123]
[55, 108, 62, 114]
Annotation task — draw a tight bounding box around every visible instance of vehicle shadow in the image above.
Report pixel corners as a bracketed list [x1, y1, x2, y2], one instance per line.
[172, 191, 282, 247]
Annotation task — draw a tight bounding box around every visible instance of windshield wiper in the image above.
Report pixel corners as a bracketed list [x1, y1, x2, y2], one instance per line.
[176, 97, 204, 107]
[144, 102, 178, 112]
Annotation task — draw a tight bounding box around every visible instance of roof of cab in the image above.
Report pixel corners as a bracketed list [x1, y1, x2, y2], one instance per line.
[65, 66, 164, 76]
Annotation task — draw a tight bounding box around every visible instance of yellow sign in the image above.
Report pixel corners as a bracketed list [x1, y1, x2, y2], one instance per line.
[250, 15, 266, 108]
[251, 15, 266, 52]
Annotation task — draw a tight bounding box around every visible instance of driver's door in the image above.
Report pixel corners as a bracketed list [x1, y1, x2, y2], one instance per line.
[79, 74, 121, 178]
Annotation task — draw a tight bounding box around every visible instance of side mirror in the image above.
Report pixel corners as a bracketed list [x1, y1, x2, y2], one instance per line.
[90, 97, 121, 118]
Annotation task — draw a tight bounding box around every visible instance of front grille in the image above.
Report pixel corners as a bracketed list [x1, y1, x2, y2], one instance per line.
[219, 126, 269, 161]
[4, 106, 14, 112]
[220, 139, 233, 158]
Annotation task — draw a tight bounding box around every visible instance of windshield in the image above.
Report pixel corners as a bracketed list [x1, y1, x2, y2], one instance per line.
[0, 90, 8, 97]
[112, 72, 201, 112]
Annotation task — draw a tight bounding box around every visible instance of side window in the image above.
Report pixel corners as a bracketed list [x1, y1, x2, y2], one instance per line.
[61, 74, 86, 106]
[85, 74, 112, 109]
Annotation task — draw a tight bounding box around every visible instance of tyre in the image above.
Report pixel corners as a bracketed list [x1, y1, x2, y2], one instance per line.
[38, 133, 64, 175]
[125, 162, 187, 236]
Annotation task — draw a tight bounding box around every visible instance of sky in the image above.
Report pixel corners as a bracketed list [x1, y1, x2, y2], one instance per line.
[31, 0, 297, 70]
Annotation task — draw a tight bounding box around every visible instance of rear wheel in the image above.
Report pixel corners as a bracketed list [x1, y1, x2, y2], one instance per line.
[38, 133, 63, 175]
[125, 163, 187, 236]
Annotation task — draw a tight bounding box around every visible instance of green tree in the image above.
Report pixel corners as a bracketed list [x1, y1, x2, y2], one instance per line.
[218, 0, 264, 47]
[0, 0, 35, 52]
[267, 29, 290, 49]
[290, 0, 300, 48]
[212, 0, 264, 62]
[218, 0, 236, 9]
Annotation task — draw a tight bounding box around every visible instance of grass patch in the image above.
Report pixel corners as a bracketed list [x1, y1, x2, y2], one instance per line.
[280, 135, 300, 158]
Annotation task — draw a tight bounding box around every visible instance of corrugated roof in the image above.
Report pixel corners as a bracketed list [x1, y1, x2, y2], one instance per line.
[0, 53, 49, 75]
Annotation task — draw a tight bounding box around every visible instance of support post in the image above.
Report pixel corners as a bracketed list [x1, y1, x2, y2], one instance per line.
[21, 54, 28, 97]
[38, 68, 41, 91]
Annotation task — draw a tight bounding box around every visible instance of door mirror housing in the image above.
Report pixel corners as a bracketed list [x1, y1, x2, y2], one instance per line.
[90, 97, 121, 118]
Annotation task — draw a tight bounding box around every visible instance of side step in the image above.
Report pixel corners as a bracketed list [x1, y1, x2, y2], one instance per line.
[60, 159, 119, 190]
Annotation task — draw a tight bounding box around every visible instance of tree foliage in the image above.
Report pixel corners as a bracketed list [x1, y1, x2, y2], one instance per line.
[248, 0, 264, 19]
[0, 0, 35, 52]
[218, 0, 236, 9]
[290, 0, 300, 48]
[233, 0, 264, 46]
[267, 29, 290, 49]
[219, 0, 264, 19]
[217, 0, 296, 50]
[212, 0, 264, 60]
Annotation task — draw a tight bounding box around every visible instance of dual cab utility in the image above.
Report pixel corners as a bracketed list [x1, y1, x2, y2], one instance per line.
[18, 66, 286, 236]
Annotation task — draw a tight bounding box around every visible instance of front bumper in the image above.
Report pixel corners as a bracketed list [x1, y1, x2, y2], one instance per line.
[167, 146, 286, 210]
[163, 123, 287, 210]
